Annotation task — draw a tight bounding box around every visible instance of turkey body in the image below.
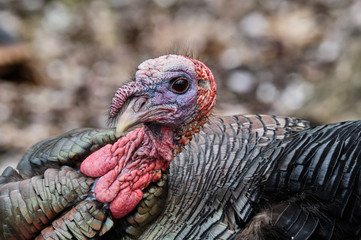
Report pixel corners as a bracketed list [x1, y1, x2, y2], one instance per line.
[1, 114, 361, 239]
[0, 114, 308, 239]
[140, 117, 361, 240]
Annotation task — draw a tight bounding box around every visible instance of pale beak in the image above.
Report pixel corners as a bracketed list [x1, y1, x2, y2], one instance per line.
[115, 95, 177, 138]
[115, 96, 149, 137]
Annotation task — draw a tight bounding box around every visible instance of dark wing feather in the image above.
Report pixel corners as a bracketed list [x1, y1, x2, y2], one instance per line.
[17, 128, 118, 178]
[0, 128, 119, 240]
[254, 120, 361, 240]
[0, 167, 99, 239]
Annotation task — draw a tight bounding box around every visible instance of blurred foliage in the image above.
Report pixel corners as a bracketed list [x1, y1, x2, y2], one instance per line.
[1, 0, 361, 172]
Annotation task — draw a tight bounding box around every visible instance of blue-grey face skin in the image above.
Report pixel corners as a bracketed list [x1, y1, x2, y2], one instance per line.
[144, 71, 198, 127]
[113, 55, 201, 135]
[131, 55, 199, 127]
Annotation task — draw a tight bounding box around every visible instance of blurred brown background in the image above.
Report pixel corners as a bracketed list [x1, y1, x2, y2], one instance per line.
[1, 0, 361, 173]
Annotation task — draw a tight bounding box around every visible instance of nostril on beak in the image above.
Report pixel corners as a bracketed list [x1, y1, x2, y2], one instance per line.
[133, 96, 148, 112]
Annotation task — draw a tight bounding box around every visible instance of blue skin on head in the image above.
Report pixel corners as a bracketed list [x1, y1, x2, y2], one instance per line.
[142, 69, 198, 127]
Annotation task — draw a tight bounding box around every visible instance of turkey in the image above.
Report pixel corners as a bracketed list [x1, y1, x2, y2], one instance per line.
[1, 54, 361, 240]
[0, 54, 217, 239]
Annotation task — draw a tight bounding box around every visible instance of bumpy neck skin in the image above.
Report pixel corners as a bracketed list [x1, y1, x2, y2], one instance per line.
[142, 124, 175, 165]
[80, 124, 176, 219]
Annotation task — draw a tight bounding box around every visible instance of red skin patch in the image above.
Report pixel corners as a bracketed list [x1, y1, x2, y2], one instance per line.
[80, 126, 174, 219]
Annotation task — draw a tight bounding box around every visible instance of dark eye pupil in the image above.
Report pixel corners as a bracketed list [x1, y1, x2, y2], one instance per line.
[171, 79, 189, 94]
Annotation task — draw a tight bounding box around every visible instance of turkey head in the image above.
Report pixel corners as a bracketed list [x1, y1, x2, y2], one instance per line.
[80, 54, 217, 219]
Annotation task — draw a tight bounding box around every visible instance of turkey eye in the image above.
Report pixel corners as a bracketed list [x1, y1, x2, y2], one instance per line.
[171, 78, 189, 94]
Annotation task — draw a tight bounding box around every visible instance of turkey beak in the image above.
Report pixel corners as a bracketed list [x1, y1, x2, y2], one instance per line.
[115, 96, 150, 137]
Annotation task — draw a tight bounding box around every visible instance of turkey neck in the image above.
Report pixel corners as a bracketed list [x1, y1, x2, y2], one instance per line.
[141, 124, 176, 166]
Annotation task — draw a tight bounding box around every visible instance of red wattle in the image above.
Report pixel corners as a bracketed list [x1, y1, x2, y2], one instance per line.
[110, 188, 143, 219]
[81, 126, 175, 219]
[152, 170, 162, 182]
[132, 171, 152, 190]
[94, 168, 122, 202]
[80, 144, 117, 177]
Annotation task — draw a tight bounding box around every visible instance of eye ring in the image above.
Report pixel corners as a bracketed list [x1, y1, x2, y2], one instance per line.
[170, 78, 190, 94]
